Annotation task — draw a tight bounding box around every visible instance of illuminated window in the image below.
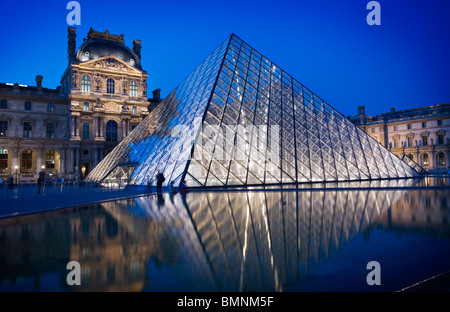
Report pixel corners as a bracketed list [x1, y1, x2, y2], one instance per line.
[21, 150, 33, 170]
[421, 153, 429, 167]
[45, 150, 56, 169]
[0, 149, 8, 170]
[437, 152, 445, 167]
[107, 78, 115, 94]
[129, 81, 138, 97]
[83, 102, 89, 111]
[81, 75, 91, 92]
[0, 120, 7, 137]
[132, 106, 137, 115]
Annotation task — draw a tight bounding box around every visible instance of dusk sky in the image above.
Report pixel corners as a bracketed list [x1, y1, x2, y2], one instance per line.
[0, 0, 449, 117]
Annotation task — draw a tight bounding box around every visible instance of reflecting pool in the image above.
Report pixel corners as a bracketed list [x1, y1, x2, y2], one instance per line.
[0, 181, 449, 292]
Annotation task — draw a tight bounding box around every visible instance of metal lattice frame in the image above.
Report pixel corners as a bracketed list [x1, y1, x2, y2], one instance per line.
[86, 34, 421, 187]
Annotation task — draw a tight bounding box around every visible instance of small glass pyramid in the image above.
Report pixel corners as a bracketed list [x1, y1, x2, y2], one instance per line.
[86, 34, 421, 187]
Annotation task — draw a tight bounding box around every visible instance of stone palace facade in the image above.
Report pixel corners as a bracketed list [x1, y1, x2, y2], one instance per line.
[0, 27, 161, 182]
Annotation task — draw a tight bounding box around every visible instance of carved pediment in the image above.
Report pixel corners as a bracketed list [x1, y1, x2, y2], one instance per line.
[104, 101, 121, 112]
[78, 56, 141, 73]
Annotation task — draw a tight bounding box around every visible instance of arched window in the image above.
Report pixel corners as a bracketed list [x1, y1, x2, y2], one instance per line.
[81, 75, 91, 92]
[129, 81, 138, 97]
[436, 152, 446, 167]
[107, 78, 115, 94]
[393, 136, 400, 148]
[21, 149, 34, 171]
[421, 153, 429, 167]
[105, 120, 118, 142]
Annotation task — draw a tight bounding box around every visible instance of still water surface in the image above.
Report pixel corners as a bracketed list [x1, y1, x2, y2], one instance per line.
[0, 180, 449, 292]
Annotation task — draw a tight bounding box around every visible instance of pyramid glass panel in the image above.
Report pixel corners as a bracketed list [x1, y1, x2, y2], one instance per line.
[86, 34, 422, 187]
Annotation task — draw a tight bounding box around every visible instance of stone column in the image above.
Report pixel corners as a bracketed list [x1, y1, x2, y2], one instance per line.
[99, 117, 104, 138]
[70, 115, 75, 137]
[94, 148, 99, 167]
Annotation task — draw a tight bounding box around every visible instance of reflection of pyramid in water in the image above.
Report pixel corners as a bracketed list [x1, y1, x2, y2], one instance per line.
[86, 34, 420, 187]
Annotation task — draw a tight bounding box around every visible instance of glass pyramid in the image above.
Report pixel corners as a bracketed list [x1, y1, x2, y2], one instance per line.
[86, 34, 421, 188]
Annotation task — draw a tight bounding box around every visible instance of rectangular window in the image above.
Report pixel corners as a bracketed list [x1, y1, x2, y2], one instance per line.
[422, 135, 428, 146]
[45, 150, 55, 169]
[422, 122, 427, 128]
[393, 125, 398, 131]
[129, 81, 138, 97]
[107, 79, 115, 94]
[437, 120, 443, 127]
[438, 134, 444, 145]
[82, 122, 90, 139]
[0, 149, 8, 170]
[46, 123, 55, 139]
[407, 136, 412, 147]
[81, 75, 91, 93]
[22, 150, 33, 169]
[47, 103, 54, 112]
[0, 120, 7, 137]
[407, 123, 411, 130]
[371, 127, 375, 133]
[132, 106, 137, 115]
[23, 122, 32, 138]
[0, 99, 7, 109]
[83, 102, 89, 112]
[25, 101, 31, 111]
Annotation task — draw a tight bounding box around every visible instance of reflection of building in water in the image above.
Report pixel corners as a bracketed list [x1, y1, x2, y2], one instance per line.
[183, 188, 405, 291]
[374, 190, 450, 237]
[8, 185, 445, 291]
[0, 211, 71, 288]
[0, 202, 175, 291]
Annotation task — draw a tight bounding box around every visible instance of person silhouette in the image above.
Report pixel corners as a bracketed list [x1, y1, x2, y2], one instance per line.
[156, 171, 165, 193]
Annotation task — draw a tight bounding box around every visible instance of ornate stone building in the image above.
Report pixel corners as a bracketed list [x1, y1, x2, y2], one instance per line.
[348, 104, 450, 173]
[61, 27, 154, 179]
[0, 27, 161, 182]
[0, 77, 68, 183]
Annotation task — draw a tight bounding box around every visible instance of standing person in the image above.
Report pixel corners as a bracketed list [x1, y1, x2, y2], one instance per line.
[156, 171, 165, 193]
[179, 180, 188, 195]
[168, 181, 176, 193]
[37, 171, 45, 194]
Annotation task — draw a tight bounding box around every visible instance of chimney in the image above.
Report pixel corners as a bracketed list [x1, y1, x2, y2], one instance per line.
[133, 39, 142, 60]
[68, 27, 76, 62]
[152, 88, 161, 101]
[358, 105, 365, 116]
[36, 75, 43, 90]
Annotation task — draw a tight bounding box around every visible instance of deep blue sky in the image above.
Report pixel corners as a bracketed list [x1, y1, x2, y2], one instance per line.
[0, 0, 449, 117]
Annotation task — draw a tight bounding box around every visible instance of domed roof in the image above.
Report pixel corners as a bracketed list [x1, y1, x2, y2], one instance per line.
[75, 29, 142, 70]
